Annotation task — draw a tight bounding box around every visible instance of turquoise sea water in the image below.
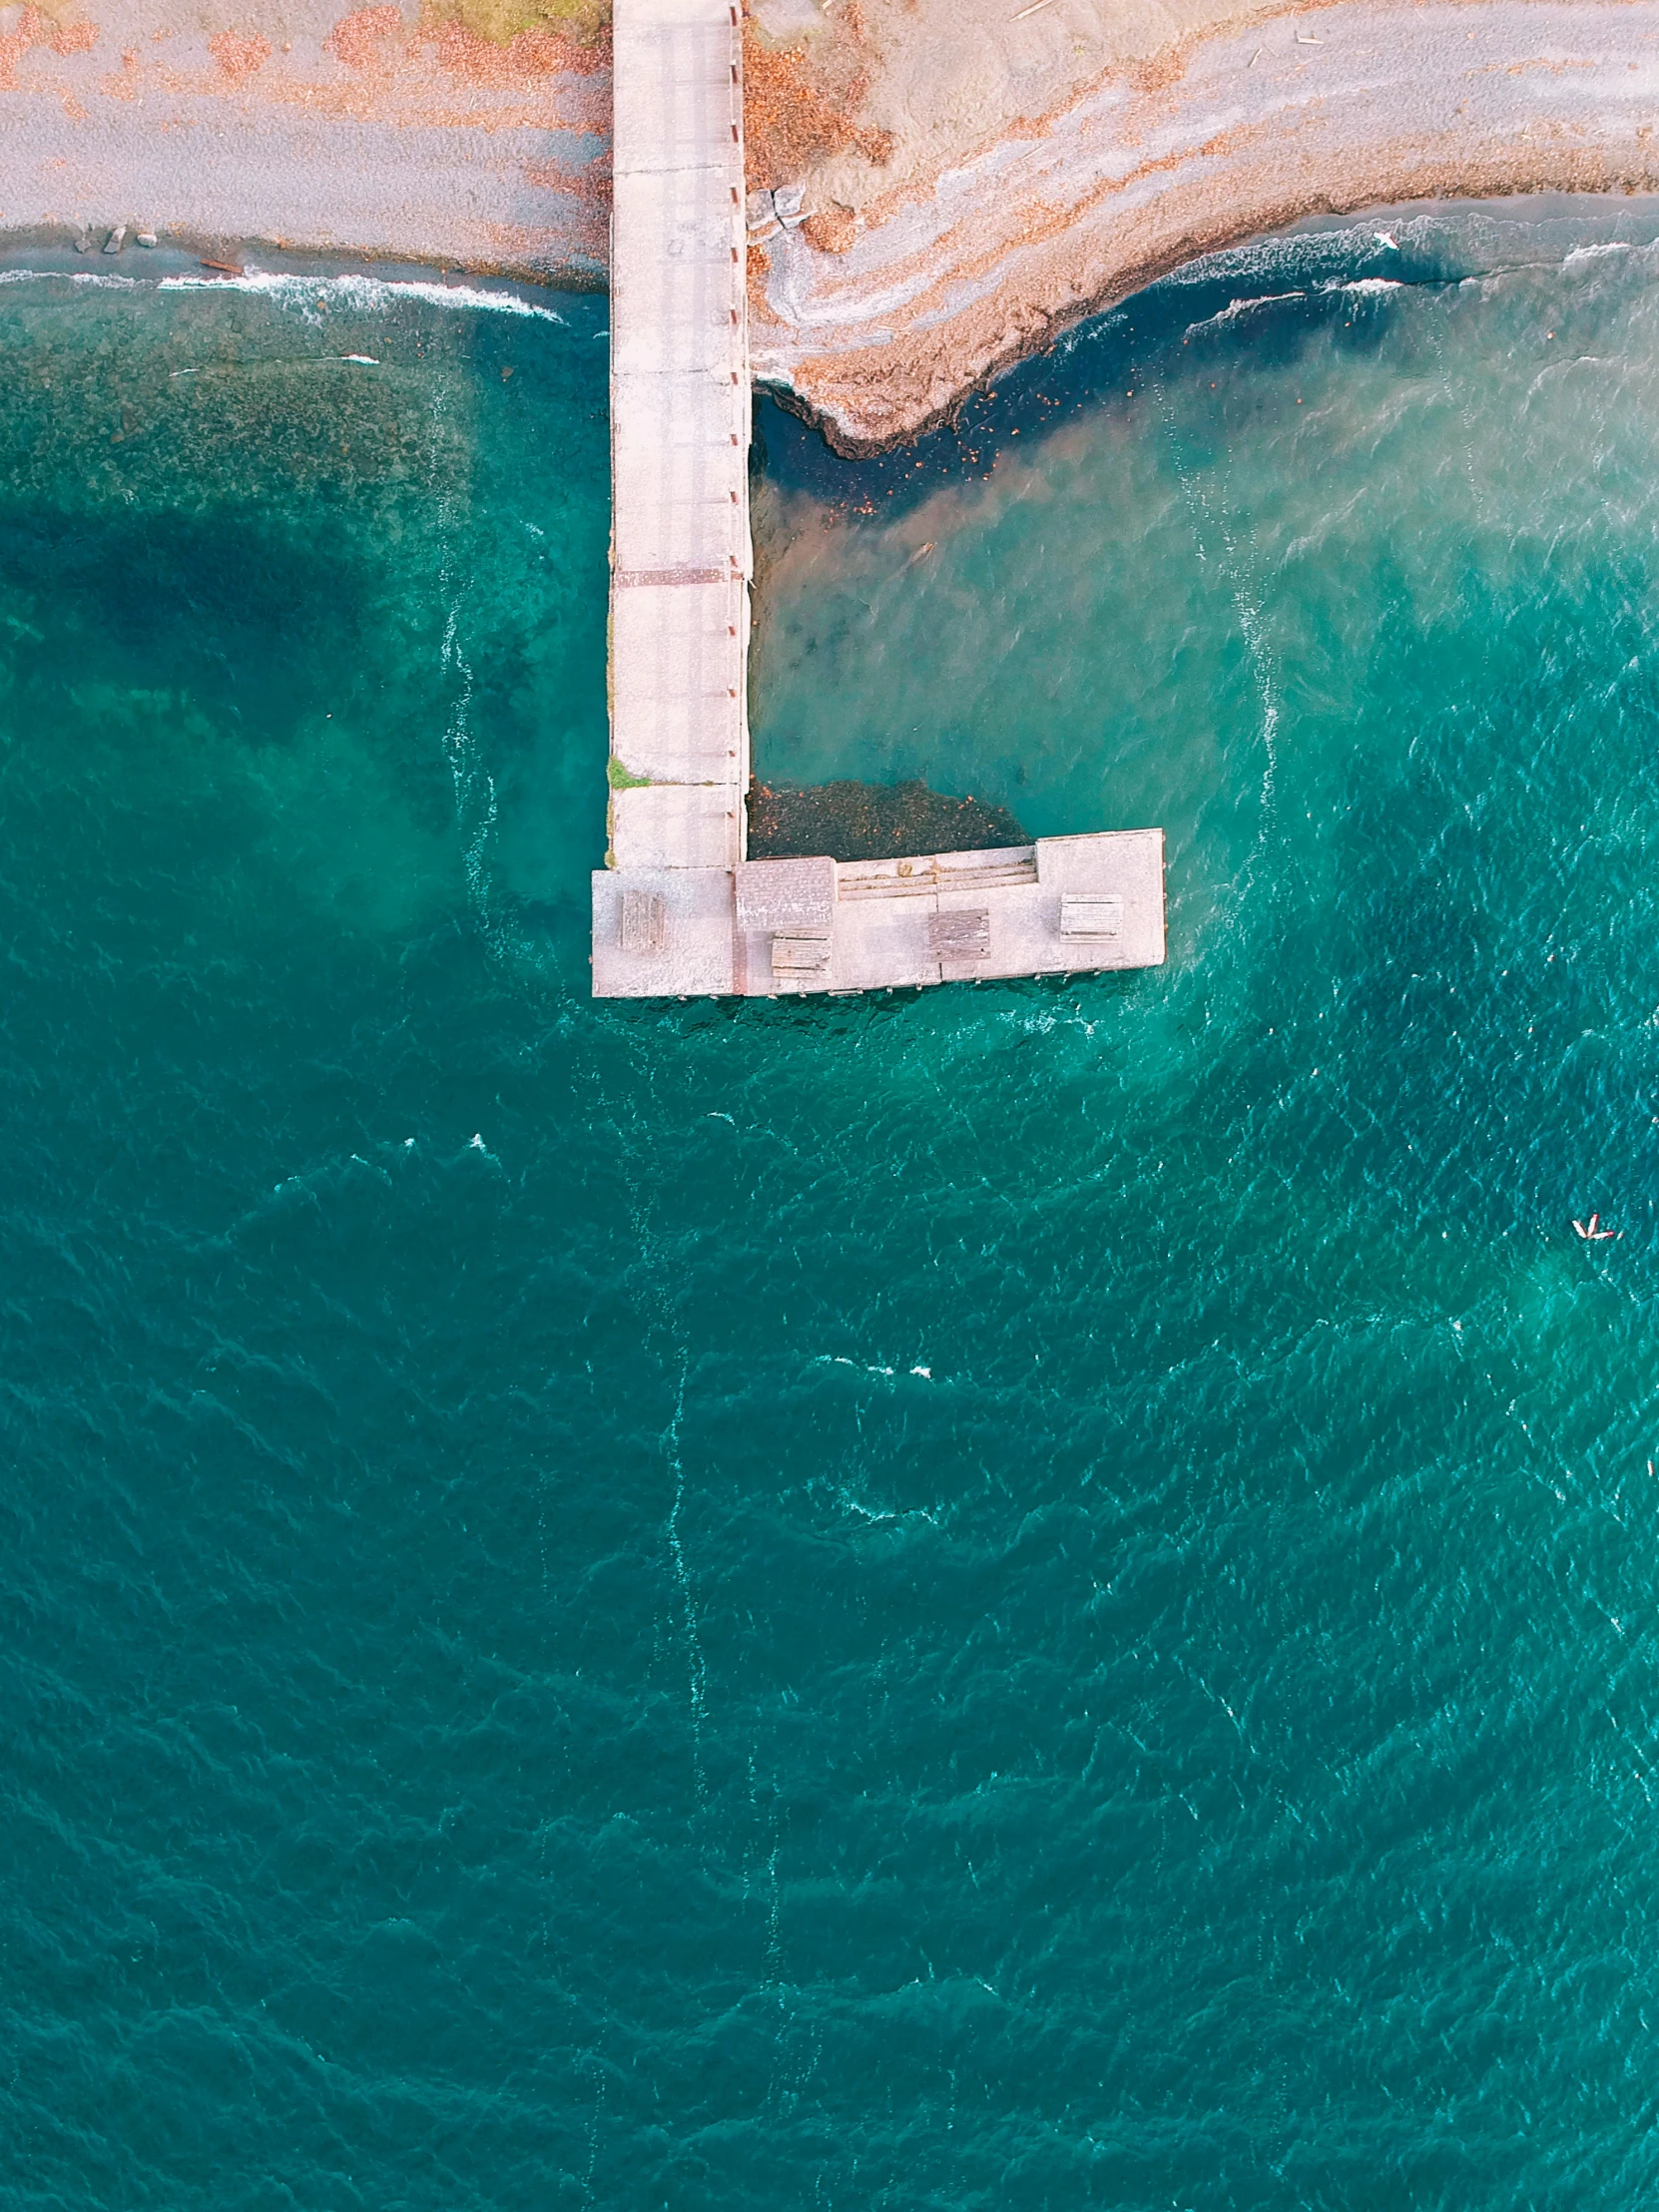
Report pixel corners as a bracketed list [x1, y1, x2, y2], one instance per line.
[7, 207, 1659, 2206]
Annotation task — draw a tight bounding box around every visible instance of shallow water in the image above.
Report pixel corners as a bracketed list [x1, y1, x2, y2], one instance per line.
[7, 210, 1659, 2207]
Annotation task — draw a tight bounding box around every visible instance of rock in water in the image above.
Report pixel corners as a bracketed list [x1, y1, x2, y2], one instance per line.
[135, 231, 158, 249]
[103, 225, 126, 255]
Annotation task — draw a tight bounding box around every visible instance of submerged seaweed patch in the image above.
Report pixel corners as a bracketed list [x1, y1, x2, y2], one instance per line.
[747, 777, 1028, 861]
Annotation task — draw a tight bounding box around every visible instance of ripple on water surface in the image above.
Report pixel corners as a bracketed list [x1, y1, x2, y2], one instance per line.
[5, 211, 1659, 2208]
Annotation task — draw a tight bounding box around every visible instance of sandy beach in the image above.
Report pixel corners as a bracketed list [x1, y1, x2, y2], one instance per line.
[746, 0, 1659, 450]
[0, 0, 609, 276]
[4, 0, 1659, 443]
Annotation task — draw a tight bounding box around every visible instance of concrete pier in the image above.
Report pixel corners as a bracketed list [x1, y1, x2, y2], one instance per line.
[592, 0, 1167, 999]
[594, 832, 1166, 997]
[606, 0, 750, 881]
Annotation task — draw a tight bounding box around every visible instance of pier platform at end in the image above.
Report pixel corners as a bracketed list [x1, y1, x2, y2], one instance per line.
[592, 830, 1165, 999]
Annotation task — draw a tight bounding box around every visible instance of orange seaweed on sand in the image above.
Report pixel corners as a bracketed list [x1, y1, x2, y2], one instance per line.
[743, 25, 890, 193]
[325, 6, 404, 69]
[324, 1, 608, 79]
[208, 29, 273, 80]
[0, 6, 99, 88]
[422, 18, 582, 83]
[803, 206, 857, 254]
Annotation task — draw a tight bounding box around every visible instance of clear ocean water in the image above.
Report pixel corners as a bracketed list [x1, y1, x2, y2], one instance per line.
[6, 204, 1659, 2208]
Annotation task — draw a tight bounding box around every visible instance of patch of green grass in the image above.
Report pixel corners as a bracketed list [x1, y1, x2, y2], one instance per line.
[607, 755, 651, 791]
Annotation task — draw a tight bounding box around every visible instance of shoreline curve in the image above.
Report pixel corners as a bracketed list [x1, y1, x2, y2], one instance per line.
[749, 0, 1659, 454]
[5, 0, 1659, 454]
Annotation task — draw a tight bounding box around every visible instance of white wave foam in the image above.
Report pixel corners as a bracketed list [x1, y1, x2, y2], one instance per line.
[157, 268, 564, 321]
[0, 262, 565, 321]
[1184, 289, 1306, 336]
[169, 353, 383, 377]
[0, 268, 143, 289]
[1563, 242, 1632, 268]
[1322, 277, 1404, 296]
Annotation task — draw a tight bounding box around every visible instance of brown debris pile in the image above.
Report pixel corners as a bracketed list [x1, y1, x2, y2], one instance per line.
[744, 18, 890, 195]
[318, 1, 609, 79]
[421, 0, 611, 50]
[325, 7, 405, 71]
[420, 16, 604, 82]
[802, 205, 857, 254]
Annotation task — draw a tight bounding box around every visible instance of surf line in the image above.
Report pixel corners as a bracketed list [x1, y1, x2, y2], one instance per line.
[170, 355, 380, 376]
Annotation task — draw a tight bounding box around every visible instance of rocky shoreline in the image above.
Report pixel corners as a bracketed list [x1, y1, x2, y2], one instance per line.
[747, 1, 1659, 454]
[5, 0, 1659, 453]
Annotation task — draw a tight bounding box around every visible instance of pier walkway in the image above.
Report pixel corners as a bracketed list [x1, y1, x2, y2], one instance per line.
[592, 0, 1166, 997]
[605, 0, 750, 887]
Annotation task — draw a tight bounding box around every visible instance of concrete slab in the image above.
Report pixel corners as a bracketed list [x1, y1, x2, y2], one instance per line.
[609, 582, 747, 786]
[611, 1, 738, 179]
[603, 0, 750, 918]
[759, 832, 1165, 996]
[592, 867, 736, 997]
[735, 856, 836, 930]
[1032, 831, 1167, 972]
[611, 174, 744, 381]
[610, 782, 745, 872]
[605, 831, 1164, 996]
[612, 404, 748, 576]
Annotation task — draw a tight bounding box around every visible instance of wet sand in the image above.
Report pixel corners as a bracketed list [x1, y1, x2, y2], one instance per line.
[6, 0, 1659, 447]
[748, 0, 1659, 451]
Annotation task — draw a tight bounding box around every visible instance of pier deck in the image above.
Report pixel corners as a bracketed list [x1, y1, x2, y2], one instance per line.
[592, 832, 1166, 998]
[592, 0, 1166, 998]
[606, 0, 750, 873]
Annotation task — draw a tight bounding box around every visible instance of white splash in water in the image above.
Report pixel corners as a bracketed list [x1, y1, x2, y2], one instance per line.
[439, 593, 498, 923]
[663, 1356, 708, 1790]
[157, 267, 565, 321]
[1184, 290, 1307, 337]
[0, 269, 143, 289]
[0, 263, 563, 320]
[168, 354, 381, 377]
[1154, 384, 1283, 830]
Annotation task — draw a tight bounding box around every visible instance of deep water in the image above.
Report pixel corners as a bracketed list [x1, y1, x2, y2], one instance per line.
[7, 208, 1659, 2209]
